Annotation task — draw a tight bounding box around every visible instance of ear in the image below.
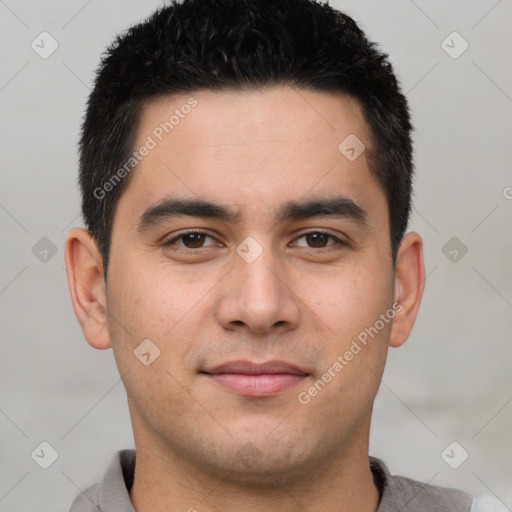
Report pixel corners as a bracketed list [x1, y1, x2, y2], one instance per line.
[64, 227, 111, 349]
[389, 231, 425, 348]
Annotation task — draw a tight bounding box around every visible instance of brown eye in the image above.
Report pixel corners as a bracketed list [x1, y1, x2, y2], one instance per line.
[163, 231, 217, 250]
[305, 233, 330, 248]
[294, 231, 342, 249]
[181, 233, 207, 248]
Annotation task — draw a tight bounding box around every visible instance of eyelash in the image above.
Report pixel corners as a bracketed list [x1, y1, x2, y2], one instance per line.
[162, 230, 346, 251]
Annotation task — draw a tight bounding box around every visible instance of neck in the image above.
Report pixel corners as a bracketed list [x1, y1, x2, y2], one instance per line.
[129, 424, 380, 512]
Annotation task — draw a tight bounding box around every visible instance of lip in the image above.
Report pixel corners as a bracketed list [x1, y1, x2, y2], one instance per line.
[201, 360, 309, 397]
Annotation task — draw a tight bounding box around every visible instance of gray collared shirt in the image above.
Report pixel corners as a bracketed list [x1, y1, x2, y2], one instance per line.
[68, 449, 473, 511]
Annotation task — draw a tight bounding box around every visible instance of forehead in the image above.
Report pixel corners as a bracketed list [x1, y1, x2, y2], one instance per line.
[118, 86, 385, 225]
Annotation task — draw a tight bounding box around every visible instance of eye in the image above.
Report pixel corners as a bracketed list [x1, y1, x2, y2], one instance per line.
[162, 230, 346, 252]
[293, 231, 344, 249]
[163, 230, 218, 250]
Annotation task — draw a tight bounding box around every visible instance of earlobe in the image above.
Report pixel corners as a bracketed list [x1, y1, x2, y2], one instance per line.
[64, 227, 112, 350]
[389, 231, 425, 348]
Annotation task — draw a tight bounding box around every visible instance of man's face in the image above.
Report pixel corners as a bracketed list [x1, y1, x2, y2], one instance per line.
[105, 87, 396, 481]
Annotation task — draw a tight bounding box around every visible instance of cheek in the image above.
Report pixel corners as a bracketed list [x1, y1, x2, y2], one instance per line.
[105, 264, 201, 410]
[109, 254, 191, 334]
[297, 258, 394, 405]
[105, 255, 216, 374]
[304, 261, 392, 339]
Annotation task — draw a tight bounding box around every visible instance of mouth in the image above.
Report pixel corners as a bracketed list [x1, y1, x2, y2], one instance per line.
[200, 360, 310, 397]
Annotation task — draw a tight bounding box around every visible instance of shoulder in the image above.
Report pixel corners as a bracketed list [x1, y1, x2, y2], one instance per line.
[68, 482, 101, 511]
[68, 449, 136, 512]
[370, 456, 473, 511]
[389, 473, 472, 511]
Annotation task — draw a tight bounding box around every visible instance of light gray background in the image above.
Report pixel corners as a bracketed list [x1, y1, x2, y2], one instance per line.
[0, 0, 511, 510]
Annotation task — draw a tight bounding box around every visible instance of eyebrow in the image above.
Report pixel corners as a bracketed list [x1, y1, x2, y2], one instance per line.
[136, 195, 369, 233]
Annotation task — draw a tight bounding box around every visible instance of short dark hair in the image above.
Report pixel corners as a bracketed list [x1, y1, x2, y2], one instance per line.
[79, 0, 414, 276]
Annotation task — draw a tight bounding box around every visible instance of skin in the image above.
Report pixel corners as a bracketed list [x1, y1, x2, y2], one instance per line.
[65, 86, 425, 512]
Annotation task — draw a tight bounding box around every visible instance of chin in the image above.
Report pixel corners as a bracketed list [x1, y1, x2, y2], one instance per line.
[197, 435, 321, 487]
[210, 453, 313, 488]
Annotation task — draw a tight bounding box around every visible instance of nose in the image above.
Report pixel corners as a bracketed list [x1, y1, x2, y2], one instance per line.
[214, 242, 301, 334]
